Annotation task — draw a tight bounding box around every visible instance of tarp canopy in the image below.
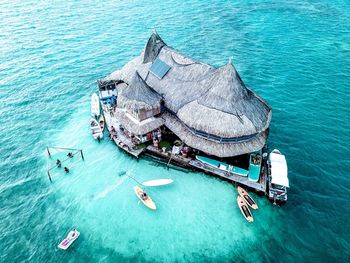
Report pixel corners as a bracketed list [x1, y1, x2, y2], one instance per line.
[269, 150, 289, 187]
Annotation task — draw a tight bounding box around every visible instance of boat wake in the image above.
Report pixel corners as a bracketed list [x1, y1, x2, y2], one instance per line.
[93, 173, 127, 200]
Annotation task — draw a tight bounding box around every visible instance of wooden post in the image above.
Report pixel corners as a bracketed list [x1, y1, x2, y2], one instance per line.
[80, 150, 85, 161]
[47, 147, 51, 158]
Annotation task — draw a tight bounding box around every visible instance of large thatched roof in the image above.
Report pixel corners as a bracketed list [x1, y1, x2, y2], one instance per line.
[102, 32, 272, 157]
[117, 71, 161, 111]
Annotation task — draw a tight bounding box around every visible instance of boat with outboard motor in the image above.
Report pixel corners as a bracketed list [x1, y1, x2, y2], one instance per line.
[58, 228, 80, 250]
[268, 149, 289, 203]
[90, 118, 103, 140]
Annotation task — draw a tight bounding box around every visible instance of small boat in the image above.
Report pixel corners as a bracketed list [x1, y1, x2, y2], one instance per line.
[91, 93, 100, 117]
[58, 228, 80, 250]
[90, 118, 103, 140]
[248, 153, 262, 182]
[237, 186, 258, 210]
[142, 179, 174, 187]
[98, 115, 105, 132]
[237, 196, 254, 223]
[268, 149, 289, 203]
[134, 186, 156, 210]
[196, 156, 249, 177]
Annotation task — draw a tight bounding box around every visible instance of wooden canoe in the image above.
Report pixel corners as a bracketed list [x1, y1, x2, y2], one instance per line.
[237, 186, 258, 210]
[134, 186, 156, 210]
[237, 195, 254, 223]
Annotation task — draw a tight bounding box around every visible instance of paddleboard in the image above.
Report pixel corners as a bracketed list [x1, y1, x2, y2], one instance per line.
[142, 179, 174, 187]
[58, 229, 80, 250]
[237, 186, 258, 210]
[134, 186, 156, 210]
[237, 196, 254, 223]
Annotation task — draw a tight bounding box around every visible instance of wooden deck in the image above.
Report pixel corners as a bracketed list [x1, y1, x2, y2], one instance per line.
[102, 106, 268, 194]
[145, 145, 268, 194]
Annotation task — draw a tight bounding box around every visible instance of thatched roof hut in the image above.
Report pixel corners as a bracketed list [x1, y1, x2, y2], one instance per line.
[117, 71, 161, 111]
[103, 32, 272, 157]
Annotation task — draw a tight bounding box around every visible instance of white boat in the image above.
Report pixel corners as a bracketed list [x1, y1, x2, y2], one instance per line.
[268, 149, 289, 203]
[91, 93, 100, 117]
[58, 229, 80, 250]
[90, 118, 103, 140]
[142, 179, 174, 187]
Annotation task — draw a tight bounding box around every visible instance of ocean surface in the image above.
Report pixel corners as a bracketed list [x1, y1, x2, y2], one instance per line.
[1, 0, 349, 262]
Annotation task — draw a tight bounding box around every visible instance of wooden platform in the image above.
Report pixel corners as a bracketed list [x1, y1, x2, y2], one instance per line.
[145, 145, 267, 194]
[103, 106, 267, 194]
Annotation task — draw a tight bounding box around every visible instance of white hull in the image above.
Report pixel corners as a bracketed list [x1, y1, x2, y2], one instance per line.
[90, 118, 103, 139]
[91, 93, 100, 117]
[142, 179, 173, 187]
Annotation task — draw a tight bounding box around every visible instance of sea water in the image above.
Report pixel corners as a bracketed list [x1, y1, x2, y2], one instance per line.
[0, 0, 349, 262]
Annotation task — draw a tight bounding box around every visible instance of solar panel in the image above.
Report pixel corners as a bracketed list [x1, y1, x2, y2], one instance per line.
[149, 58, 171, 79]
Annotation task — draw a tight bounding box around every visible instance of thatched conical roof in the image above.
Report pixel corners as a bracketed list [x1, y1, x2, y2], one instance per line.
[117, 71, 161, 111]
[177, 62, 271, 138]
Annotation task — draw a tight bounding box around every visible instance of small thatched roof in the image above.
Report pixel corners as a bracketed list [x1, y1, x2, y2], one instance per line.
[115, 108, 164, 135]
[162, 113, 267, 157]
[117, 71, 161, 111]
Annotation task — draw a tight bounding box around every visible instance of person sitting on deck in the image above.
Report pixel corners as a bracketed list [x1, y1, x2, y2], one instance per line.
[64, 167, 69, 173]
[56, 159, 61, 167]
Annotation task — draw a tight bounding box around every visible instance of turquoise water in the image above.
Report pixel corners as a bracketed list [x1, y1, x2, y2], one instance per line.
[1, 0, 350, 262]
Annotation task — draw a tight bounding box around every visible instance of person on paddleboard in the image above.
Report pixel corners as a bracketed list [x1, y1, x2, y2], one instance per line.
[140, 192, 148, 201]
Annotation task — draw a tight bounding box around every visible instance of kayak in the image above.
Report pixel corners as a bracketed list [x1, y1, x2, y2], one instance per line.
[58, 229, 80, 250]
[237, 196, 254, 223]
[142, 179, 173, 187]
[134, 186, 156, 210]
[237, 186, 258, 210]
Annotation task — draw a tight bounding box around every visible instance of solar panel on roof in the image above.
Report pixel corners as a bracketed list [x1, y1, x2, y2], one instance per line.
[149, 58, 171, 79]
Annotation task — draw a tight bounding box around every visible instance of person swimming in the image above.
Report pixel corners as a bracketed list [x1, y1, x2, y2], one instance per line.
[56, 159, 61, 167]
[64, 167, 69, 173]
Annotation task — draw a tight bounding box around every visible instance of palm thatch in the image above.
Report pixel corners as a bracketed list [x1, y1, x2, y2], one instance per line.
[117, 71, 161, 111]
[115, 108, 164, 135]
[162, 113, 267, 157]
[101, 32, 272, 157]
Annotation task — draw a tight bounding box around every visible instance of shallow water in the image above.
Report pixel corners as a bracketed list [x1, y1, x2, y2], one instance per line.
[1, 0, 350, 262]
